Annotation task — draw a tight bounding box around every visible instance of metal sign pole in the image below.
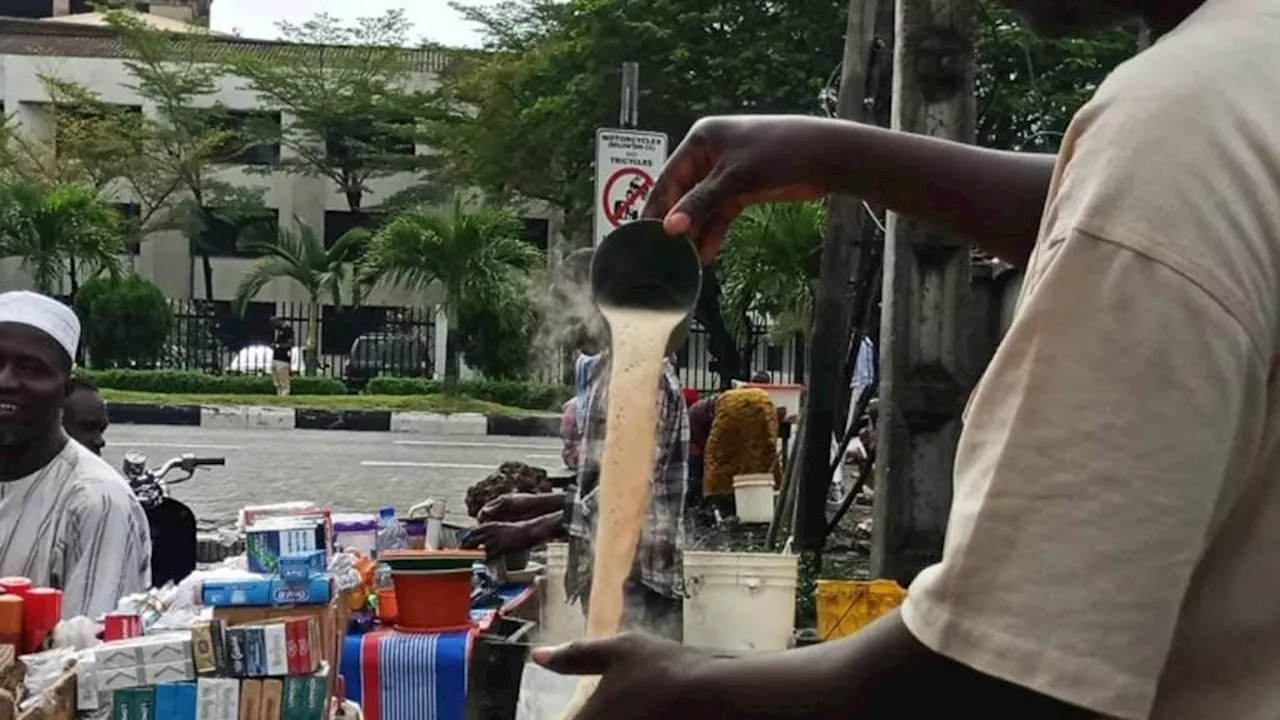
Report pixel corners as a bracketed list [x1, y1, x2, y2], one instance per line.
[620, 62, 639, 128]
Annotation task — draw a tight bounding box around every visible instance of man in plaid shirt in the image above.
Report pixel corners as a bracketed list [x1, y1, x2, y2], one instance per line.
[462, 249, 690, 641]
[564, 353, 689, 641]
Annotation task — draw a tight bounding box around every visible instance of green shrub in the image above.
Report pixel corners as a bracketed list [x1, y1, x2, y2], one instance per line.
[76, 276, 172, 368]
[367, 376, 571, 411]
[79, 369, 347, 395]
[456, 299, 539, 380]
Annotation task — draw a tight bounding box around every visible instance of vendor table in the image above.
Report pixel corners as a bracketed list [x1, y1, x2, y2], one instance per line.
[340, 585, 535, 720]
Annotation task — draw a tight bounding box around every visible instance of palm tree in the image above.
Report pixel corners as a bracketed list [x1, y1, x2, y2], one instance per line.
[719, 202, 825, 343]
[233, 218, 363, 375]
[0, 179, 124, 296]
[359, 194, 543, 393]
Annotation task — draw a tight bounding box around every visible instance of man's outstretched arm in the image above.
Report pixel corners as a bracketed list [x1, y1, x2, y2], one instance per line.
[815, 118, 1056, 265]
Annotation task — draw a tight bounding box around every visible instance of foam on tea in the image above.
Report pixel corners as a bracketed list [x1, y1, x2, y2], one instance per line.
[560, 304, 684, 719]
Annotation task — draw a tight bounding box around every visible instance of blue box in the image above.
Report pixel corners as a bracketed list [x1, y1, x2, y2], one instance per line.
[269, 575, 332, 606]
[243, 628, 266, 677]
[278, 550, 326, 582]
[171, 682, 197, 720]
[201, 576, 272, 607]
[245, 519, 326, 575]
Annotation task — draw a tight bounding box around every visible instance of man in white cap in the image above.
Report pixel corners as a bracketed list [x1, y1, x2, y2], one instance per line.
[0, 291, 151, 618]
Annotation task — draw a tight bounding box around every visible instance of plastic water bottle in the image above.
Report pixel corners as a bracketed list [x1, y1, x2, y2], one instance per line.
[376, 506, 410, 554]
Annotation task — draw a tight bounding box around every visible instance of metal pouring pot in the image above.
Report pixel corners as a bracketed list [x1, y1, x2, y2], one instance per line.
[590, 219, 702, 357]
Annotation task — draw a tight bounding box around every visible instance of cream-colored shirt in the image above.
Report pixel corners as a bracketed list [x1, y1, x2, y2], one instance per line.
[900, 1, 1280, 718]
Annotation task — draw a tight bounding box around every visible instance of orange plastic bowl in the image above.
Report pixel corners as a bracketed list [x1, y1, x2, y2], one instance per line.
[391, 569, 473, 632]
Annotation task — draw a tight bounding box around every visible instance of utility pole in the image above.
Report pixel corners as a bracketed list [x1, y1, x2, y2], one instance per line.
[872, 0, 977, 583]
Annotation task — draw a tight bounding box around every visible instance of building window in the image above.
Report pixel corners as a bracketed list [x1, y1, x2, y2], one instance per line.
[205, 110, 281, 166]
[323, 210, 384, 250]
[55, 104, 141, 158]
[115, 203, 142, 255]
[196, 209, 279, 258]
[325, 113, 416, 160]
[520, 217, 549, 252]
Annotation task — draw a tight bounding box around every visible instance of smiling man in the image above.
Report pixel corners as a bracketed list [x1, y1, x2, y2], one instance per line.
[0, 291, 151, 618]
[534, 0, 1280, 719]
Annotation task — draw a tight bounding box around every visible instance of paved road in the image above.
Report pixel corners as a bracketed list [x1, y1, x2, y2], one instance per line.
[102, 426, 567, 530]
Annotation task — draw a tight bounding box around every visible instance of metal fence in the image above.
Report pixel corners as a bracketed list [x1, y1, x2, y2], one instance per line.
[676, 321, 805, 394]
[161, 299, 437, 382]
[103, 298, 798, 392]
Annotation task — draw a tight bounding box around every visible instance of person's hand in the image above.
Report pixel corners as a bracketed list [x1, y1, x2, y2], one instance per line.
[459, 521, 534, 557]
[642, 115, 828, 262]
[532, 633, 711, 720]
[477, 493, 543, 522]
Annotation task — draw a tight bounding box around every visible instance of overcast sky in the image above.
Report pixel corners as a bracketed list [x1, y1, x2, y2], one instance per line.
[209, 0, 488, 47]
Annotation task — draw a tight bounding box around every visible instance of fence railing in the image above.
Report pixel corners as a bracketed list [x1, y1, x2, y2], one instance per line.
[160, 299, 437, 382]
[86, 298, 800, 393]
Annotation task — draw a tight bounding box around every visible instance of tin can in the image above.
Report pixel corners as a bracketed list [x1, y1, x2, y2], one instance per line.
[22, 588, 61, 653]
[103, 612, 142, 641]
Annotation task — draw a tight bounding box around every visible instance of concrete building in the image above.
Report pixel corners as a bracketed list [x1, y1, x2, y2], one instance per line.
[5, 0, 211, 25]
[0, 15, 559, 377]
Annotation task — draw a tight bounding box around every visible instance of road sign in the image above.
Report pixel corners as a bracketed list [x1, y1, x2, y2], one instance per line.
[594, 128, 668, 245]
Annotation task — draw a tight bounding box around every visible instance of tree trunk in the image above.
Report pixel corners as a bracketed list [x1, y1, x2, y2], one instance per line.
[443, 303, 461, 394]
[693, 266, 744, 389]
[872, 0, 977, 585]
[792, 0, 882, 551]
[305, 299, 320, 376]
[200, 253, 215, 303]
[344, 188, 363, 214]
[68, 256, 79, 298]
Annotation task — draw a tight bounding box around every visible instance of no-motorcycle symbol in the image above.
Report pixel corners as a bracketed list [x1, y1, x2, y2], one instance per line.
[602, 167, 654, 227]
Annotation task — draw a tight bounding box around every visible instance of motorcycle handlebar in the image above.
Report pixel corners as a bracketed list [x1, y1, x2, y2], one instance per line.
[191, 457, 226, 467]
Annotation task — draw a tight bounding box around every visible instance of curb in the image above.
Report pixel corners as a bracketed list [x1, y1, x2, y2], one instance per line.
[108, 403, 561, 438]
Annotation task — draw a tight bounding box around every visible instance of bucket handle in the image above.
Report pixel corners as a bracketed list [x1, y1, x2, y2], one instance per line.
[682, 574, 701, 599]
[681, 575, 764, 597]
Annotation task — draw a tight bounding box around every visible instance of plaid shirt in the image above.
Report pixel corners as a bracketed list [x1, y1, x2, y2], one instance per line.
[566, 356, 688, 601]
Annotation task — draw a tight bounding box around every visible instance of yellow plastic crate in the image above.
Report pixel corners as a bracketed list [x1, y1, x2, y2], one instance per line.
[815, 579, 907, 640]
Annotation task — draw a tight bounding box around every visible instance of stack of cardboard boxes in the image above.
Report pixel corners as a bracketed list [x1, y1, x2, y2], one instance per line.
[77, 615, 330, 720]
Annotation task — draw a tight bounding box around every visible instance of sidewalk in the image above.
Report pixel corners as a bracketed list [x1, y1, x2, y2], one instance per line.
[107, 402, 561, 438]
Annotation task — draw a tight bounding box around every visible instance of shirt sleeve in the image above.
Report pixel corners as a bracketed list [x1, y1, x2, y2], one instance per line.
[60, 481, 153, 618]
[900, 230, 1268, 720]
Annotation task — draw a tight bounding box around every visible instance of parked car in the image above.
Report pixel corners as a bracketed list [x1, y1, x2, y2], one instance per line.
[225, 345, 304, 375]
[342, 332, 432, 390]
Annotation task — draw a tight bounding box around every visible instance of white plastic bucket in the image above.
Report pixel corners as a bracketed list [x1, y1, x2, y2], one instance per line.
[515, 662, 579, 720]
[682, 551, 798, 653]
[537, 543, 584, 645]
[733, 474, 776, 524]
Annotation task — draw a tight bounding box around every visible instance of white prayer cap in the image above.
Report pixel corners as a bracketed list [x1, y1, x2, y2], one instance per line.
[0, 291, 81, 362]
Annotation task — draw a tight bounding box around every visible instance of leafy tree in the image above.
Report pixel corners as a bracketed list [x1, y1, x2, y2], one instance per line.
[232, 219, 362, 374]
[0, 179, 124, 295]
[75, 275, 173, 368]
[434, 0, 848, 241]
[455, 296, 540, 381]
[103, 9, 268, 300]
[0, 76, 136, 190]
[358, 195, 543, 393]
[719, 202, 825, 343]
[975, 2, 1138, 151]
[221, 10, 445, 215]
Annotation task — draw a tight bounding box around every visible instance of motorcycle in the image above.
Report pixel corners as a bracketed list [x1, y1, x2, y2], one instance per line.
[121, 452, 225, 588]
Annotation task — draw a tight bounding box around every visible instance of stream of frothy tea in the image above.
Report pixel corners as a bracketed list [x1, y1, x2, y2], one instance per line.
[560, 304, 685, 719]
